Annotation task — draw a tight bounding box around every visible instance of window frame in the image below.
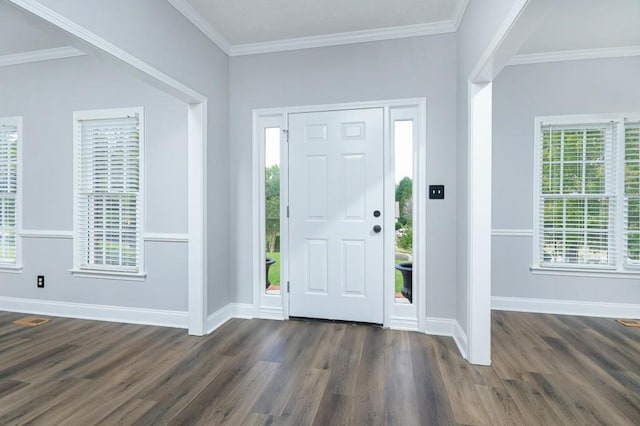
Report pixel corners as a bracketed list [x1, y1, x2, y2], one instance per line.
[0, 116, 22, 273]
[71, 107, 146, 280]
[532, 113, 640, 276]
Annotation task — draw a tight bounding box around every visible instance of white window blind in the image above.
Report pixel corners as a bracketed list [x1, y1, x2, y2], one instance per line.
[0, 119, 18, 265]
[75, 109, 142, 273]
[625, 120, 640, 265]
[537, 122, 616, 267]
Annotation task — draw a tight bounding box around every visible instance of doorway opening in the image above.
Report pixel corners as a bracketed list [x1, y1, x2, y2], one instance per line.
[252, 99, 426, 329]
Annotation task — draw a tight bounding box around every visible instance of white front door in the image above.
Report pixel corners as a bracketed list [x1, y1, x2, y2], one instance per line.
[289, 108, 384, 323]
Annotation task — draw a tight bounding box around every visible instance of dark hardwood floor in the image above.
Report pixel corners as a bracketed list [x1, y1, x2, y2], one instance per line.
[0, 310, 638, 425]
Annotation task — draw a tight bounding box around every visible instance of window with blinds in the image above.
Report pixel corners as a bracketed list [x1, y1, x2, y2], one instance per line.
[74, 108, 143, 274]
[0, 118, 19, 266]
[626, 121, 640, 266]
[535, 114, 640, 272]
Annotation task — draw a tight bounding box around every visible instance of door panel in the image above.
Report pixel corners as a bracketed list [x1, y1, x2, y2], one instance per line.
[289, 108, 384, 323]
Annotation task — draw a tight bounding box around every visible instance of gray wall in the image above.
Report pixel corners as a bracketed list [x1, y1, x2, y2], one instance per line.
[456, 0, 520, 333]
[492, 56, 640, 304]
[229, 35, 459, 320]
[0, 55, 189, 311]
[31, 0, 231, 314]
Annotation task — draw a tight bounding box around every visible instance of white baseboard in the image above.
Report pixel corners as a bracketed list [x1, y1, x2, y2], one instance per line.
[423, 317, 456, 336]
[492, 296, 640, 319]
[258, 306, 285, 320]
[390, 316, 419, 331]
[206, 303, 255, 334]
[422, 317, 467, 361]
[0, 296, 187, 328]
[234, 303, 255, 319]
[453, 321, 468, 360]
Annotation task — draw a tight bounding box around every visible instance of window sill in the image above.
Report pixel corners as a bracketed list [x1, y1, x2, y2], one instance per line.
[530, 266, 640, 280]
[69, 269, 147, 281]
[0, 265, 23, 274]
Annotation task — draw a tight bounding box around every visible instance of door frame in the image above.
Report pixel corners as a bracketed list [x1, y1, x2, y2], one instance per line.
[252, 98, 427, 330]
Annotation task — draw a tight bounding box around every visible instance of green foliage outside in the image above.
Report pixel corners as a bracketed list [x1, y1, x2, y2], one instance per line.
[395, 176, 413, 252]
[267, 251, 280, 286]
[265, 165, 280, 253]
[540, 127, 640, 264]
[395, 177, 412, 297]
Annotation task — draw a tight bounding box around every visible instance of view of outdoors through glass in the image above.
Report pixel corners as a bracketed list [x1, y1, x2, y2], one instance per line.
[263, 122, 414, 303]
[394, 120, 413, 304]
[265, 128, 281, 295]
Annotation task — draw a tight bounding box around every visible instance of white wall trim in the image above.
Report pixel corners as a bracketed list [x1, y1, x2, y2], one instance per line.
[206, 303, 235, 334]
[466, 82, 493, 366]
[259, 306, 285, 321]
[468, 0, 532, 82]
[171, 0, 468, 57]
[229, 21, 457, 56]
[424, 317, 456, 336]
[0, 296, 187, 328]
[206, 303, 255, 334]
[529, 266, 640, 280]
[19, 230, 188, 243]
[234, 303, 254, 319]
[464, 0, 533, 367]
[0, 265, 23, 273]
[491, 228, 533, 237]
[0, 46, 86, 68]
[389, 316, 419, 331]
[167, 0, 231, 55]
[507, 46, 640, 66]
[20, 230, 73, 239]
[453, 321, 468, 360]
[492, 296, 640, 319]
[451, 0, 470, 30]
[143, 233, 189, 243]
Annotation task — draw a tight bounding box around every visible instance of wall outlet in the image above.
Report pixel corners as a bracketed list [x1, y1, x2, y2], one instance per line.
[37, 275, 45, 288]
[429, 185, 445, 199]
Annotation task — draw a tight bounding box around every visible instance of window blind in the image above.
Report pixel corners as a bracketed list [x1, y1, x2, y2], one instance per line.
[76, 114, 141, 272]
[538, 122, 616, 267]
[625, 120, 640, 265]
[0, 121, 18, 264]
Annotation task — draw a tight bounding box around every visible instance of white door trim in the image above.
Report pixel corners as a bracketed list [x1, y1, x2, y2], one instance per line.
[465, 0, 548, 364]
[252, 98, 427, 329]
[9, 0, 209, 335]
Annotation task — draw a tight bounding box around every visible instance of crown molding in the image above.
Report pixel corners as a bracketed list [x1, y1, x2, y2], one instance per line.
[0, 46, 85, 67]
[451, 0, 470, 30]
[229, 20, 456, 56]
[167, 0, 468, 57]
[507, 46, 640, 66]
[167, 0, 231, 55]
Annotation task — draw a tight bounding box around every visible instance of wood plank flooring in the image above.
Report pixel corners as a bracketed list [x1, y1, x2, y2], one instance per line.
[0, 310, 638, 425]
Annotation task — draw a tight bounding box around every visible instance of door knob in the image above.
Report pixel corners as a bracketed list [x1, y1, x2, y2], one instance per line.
[373, 225, 382, 233]
[373, 210, 381, 217]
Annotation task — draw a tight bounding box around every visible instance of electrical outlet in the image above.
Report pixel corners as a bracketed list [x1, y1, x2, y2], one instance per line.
[37, 275, 45, 288]
[429, 185, 445, 199]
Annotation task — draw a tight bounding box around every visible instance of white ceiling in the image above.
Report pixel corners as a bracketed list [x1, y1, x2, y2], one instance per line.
[183, 0, 463, 46]
[2, 0, 638, 66]
[516, 0, 640, 55]
[0, 1, 75, 56]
